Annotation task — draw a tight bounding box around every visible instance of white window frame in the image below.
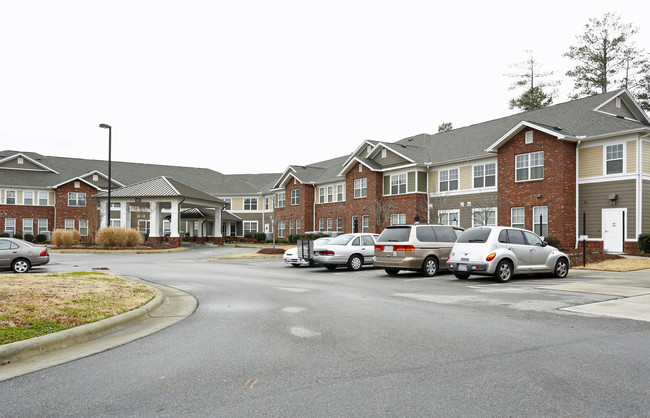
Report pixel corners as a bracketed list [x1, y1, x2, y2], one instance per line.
[110, 219, 121, 227]
[438, 210, 460, 226]
[276, 192, 285, 208]
[327, 186, 333, 203]
[278, 220, 286, 238]
[532, 206, 548, 237]
[525, 130, 534, 144]
[5, 190, 17, 205]
[326, 218, 332, 231]
[68, 192, 86, 207]
[354, 178, 367, 198]
[264, 197, 270, 211]
[139, 220, 151, 235]
[289, 219, 294, 235]
[390, 173, 407, 195]
[65, 219, 75, 230]
[390, 213, 406, 226]
[222, 198, 232, 210]
[38, 191, 49, 206]
[79, 219, 89, 236]
[473, 163, 496, 189]
[244, 197, 258, 211]
[605, 144, 624, 175]
[336, 217, 343, 232]
[511, 207, 525, 229]
[295, 219, 301, 235]
[22, 218, 33, 235]
[38, 218, 48, 234]
[471, 208, 497, 227]
[439, 169, 459, 192]
[163, 220, 171, 235]
[23, 191, 34, 205]
[244, 221, 258, 234]
[319, 218, 324, 231]
[4, 218, 16, 234]
[362, 215, 369, 233]
[515, 151, 544, 182]
[319, 187, 325, 203]
[290, 189, 300, 206]
[337, 184, 344, 201]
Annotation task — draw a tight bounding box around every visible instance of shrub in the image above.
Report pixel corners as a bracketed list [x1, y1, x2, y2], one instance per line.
[0, 233, 9, 237]
[36, 234, 48, 243]
[639, 234, 650, 253]
[13, 233, 22, 240]
[51, 229, 80, 247]
[544, 236, 561, 248]
[96, 227, 126, 248]
[253, 232, 266, 243]
[125, 229, 144, 247]
[24, 234, 34, 242]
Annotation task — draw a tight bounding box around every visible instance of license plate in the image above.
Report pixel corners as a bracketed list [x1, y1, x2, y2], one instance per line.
[384, 246, 393, 252]
[458, 264, 468, 271]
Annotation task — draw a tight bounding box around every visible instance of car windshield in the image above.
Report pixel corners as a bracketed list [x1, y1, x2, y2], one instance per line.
[313, 238, 331, 246]
[457, 228, 492, 243]
[377, 226, 411, 242]
[327, 234, 355, 245]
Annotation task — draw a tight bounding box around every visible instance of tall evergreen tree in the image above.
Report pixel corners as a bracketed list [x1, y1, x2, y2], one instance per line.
[438, 122, 453, 133]
[507, 51, 557, 112]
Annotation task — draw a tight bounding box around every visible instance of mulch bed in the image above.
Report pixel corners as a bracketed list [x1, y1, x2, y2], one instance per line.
[567, 251, 622, 266]
[257, 248, 286, 255]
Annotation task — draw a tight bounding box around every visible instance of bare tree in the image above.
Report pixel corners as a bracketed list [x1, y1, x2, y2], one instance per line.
[468, 194, 499, 226]
[368, 196, 393, 232]
[428, 192, 452, 224]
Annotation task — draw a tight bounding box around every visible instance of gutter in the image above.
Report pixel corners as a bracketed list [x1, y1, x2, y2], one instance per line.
[575, 139, 581, 250]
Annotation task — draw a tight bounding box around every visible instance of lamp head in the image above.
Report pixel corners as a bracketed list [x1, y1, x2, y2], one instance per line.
[99, 124, 111, 129]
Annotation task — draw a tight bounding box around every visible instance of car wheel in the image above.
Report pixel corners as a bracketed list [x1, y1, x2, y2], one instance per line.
[554, 258, 569, 278]
[454, 272, 470, 280]
[385, 268, 400, 276]
[420, 257, 438, 277]
[347, 255, 363, 271]
[493, 260, 513, 283]
[291, 263, 301, 267]
[325, 265, 337, 271]
[12, 258, 31, 274]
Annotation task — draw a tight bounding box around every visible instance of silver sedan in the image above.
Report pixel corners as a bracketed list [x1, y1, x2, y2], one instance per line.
[0, 237, 50, 273]
[313, 233, 379, 271]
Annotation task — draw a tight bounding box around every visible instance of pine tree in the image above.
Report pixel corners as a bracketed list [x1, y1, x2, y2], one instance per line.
[507, 51, 557, 112]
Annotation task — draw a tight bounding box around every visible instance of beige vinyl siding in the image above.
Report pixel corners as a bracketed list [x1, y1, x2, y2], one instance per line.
[17, 191, 23, 204]
[430, 192, 497, 229]
[459, 166, 472, 190]
[374, 150, 409, 167]
[643, 141, 650, 174]
[231, 197, 244, 211]
[49, 192, 55, 205]
[579, 146, 603, 178]
[578, 180, 636, 239]
[0, 190, 4, 203]
[644, 180, 650, 233]
[626, 140, 636, 173]
[429, 171, 438, 193]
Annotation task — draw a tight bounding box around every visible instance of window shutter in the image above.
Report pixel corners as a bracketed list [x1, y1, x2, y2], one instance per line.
[383, 176, 390, 195]
[407, 172, 416, 193]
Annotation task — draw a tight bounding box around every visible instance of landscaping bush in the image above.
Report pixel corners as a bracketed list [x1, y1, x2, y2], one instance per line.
[0, 233, 9, 237]
[24, 234, 34, 242]
[96, 227, 127, 248]
[13, 233, 22, 240]
[544, 236, 561, 248]
[51, 229, 81, 247]
[253, 232, 266, 243]
[36, 234, 48, 243]
[639, 233, 650, 253]
[125, 229, 144, 247]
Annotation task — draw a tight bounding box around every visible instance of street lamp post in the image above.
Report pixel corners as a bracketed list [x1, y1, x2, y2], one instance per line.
[99, 124, 112, 227]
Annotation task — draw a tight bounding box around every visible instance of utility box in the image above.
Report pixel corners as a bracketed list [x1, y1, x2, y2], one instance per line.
[297, 239, 314, 261]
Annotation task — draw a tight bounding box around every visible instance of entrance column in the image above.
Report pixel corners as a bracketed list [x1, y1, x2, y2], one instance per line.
[99, 200, 108, 228]
[169, 199, 181, 247]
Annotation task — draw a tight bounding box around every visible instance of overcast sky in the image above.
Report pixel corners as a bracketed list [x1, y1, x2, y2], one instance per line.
[2, 1, 649, 174]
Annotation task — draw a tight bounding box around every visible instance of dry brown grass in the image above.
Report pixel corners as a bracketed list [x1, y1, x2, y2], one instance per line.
[0, 272, 155, 344]
[573, 258, 650, 272]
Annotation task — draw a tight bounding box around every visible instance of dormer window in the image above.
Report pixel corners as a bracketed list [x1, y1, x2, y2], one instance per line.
[74, 181, 80, 188]
[358, 163, 362, 173]
[615, 97, 621, 108]
[17, 157, 24, 164]
[525, 131, 533, 144]
[93, 174, 99, 181]
[381, 149, 387, 158]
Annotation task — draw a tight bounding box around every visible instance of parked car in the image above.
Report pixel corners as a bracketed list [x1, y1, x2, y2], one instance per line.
[0, 237, 50, 273]
[313, 233, 379, 271]
[284, 237, 332, 267]
[373, 224, 463, 277]
[446, 226, 570, 282]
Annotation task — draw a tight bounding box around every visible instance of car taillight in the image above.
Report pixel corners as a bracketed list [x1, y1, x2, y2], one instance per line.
[40, 250, 48, 257]
[320, 250, 335, 256]
[486, 252, 496, 261]
[393, 245, 415, 251]
[375, 245, 385, 251]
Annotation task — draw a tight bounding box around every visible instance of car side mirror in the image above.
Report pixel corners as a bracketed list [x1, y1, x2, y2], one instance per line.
[542, 240, 548, 247]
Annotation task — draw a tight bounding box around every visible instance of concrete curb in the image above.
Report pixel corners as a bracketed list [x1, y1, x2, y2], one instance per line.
[0, 277, 197, 381]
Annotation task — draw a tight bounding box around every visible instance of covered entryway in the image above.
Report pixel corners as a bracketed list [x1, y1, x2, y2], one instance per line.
[602, 208, 626, 253]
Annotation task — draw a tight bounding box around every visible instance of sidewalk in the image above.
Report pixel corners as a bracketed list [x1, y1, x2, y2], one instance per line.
[0, 277, 197, 382]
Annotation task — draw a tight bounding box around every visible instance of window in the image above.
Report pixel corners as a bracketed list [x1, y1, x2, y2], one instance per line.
[244, 198, 258, 211]
[22, 218, 33, 235]
[327, 186, 333, 203]
[38, 218, 48, 234]
[362, 215, 369, 233]
[523, 230, 544, 247]
[4, 218, 16, 234]
[515, 151, 544, 181]
[532, 206, 548, 237]
[295, 219, 301, 235]
[511, 207, 525, 229]
[472, 209, 496, 227]
[110, 219, 121, 227]
[278, 220, 285, 238]
[6, 190, 16, 205]
[390, 213, 406, 226]
[615, 97, 621, 108]
[352, 216, 359, 233]
[264, 197, 270, 210]
[336, 217, 343, 232]
[68, 192, 86, 207]
[163, 220, 171, 235]
[390, 173, 407, 195]
[319, 218, 324, 231]
[276, 192, 285, 208]
[337, 185, 343, 201]
[244, 221, 258, 234]
[222, 198, 232, 210]
[439, 169, 458, 192]
[438, 210, 459, 226]
[525, 131, 533, 144]
[79, 219, 88, 236]
[23, 191, 34, 205]
[354, 178, 367, 198]
[39, 192, 48, 206]
[291, 189, 300, 206]
[65, 219, 75, 230]
[93, 174, 99, 181]
[606, 144, 623, 174]
[319, 187, 325, 203]
[17, 157, 24, 165]
[327, 218, 332, 231]
[358, 163, 363, 173]
[473, 163, 496, 188]
[139, 220, 151, 235]
[289, 219, 294, 235]
[381, 149, 387, 158]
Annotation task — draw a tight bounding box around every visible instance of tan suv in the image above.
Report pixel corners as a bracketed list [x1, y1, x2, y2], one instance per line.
[373, 224, 463, 276]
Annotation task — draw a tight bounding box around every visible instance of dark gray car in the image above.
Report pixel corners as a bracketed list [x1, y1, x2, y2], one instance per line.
[0, 238, 50, 273]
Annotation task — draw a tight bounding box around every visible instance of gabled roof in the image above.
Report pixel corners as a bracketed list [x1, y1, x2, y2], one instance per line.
[0, 152, 59, 174]
[272, 155, 350, 189]
[485, 121, 571, 153]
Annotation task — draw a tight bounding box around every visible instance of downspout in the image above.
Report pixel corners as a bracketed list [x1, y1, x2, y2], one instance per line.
[575, 139, 581, 250]
[425, 163, 431, 223]
[311, 182, 316, 232]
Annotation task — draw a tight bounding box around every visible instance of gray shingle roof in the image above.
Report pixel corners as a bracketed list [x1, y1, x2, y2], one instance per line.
[96, 176, 226, 204]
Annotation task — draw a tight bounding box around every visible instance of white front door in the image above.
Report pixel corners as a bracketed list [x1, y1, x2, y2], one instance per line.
[602, 209, 625, 253]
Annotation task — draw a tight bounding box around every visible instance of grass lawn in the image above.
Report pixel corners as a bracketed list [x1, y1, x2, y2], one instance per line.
[0, 272, 155, 345]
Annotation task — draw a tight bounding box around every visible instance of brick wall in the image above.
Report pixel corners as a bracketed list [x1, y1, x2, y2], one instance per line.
[274, 181, 316, 236]
[0, 205, 54, 236]
[497, 129, 577, 247]
[55, 181, 100, 242]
